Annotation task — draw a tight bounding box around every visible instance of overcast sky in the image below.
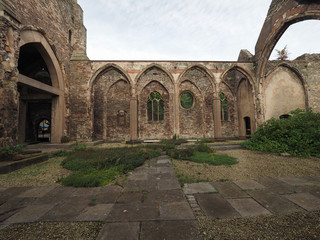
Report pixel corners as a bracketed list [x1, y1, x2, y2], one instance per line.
[77, 0, 320, 61]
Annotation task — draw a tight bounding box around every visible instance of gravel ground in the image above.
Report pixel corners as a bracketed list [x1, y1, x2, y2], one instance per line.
[198, 211, 320, 240]
[173, 149, 320, 181]
[0, 157, 71, 187]
[0, 222, 103, 240]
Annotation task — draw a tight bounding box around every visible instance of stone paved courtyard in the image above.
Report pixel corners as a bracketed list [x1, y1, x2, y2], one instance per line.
[0, 155, 319, 239]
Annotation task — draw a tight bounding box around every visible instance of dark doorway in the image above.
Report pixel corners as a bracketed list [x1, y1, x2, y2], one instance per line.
[37, 119, 51, 142]
[244, 116, 251, 138]
[18, 43, 53, 143]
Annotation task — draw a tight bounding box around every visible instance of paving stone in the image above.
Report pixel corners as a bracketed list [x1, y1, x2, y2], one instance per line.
[0, 188, 7, 192]
[0, 208, 21, 223]
[97, 222, 140, 240]
[195, 194, 241, 219]
[183, 182, 217, 195]
[248, 190, 305, 214]
[0, 187, 31, 200]
[0, 197, 36, 215]
[140, 220, 200, 240]
[212, 181, 249, 198]
[107, 203, 159, 221]
[18, 187, 56, 198]
[156, 166, 175, 174]
[160, 202, 195, 220]
[227, 198, 271, 217]
[71, 187, 101, 197]
[95, 186, 122, 204]
[116, 192, 144, 204]
[256, 178, 295, 194]
[300, 176, 320, 187]
[296, 185, 320, 198]
[123, 179, 158, 192]
[143, 189, 186, 204]
[40, 197, 90, 221]
[157, 159, 171, 164]
[34, 187, 77, 204]
[76, 204, 113, 221]
[158, 177, 181, 191]
[278, 177, 313, 186]
[43, 186, 76, 198]
[128, 172, 148, 181]
[285, 193, 320, 211]
[233, 180, 265, 190]
[3, 204, 54, 224]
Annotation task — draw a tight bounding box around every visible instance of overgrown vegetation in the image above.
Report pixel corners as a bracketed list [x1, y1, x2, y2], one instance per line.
[168, 142, 238, 166]
[242, 109, 320, 158]
[61, 147, 161, 187]
[0, 142, 26, 161]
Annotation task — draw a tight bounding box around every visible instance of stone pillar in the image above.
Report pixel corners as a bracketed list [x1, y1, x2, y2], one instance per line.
[213, 97, 222, 139]
[51, 95, 64, 143]
[129, 97, 138, 141]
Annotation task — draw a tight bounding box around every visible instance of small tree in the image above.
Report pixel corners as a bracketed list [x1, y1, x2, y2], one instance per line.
[276, 45, 289, 60]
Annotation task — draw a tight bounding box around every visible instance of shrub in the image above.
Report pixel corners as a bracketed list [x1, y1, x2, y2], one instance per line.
[242, 108, 320, 157]
[0, 142, 26, 161]
[61, 146, 161, 187]
[49, 150, 70, 158]
[61, 168, 120, 187]
[72, 143, 87, 152]
[168, 148, 194, 160]
[160, 138, 187, 146]
[194, 143, 214, 153]
[60, 136, 70, 143]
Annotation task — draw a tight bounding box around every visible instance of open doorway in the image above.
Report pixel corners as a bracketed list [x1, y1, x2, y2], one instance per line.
[18, 43, 54, 143]
[244, 116, 251, 138]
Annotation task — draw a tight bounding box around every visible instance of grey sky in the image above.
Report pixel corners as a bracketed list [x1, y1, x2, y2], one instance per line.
[78, 0, 320, 61]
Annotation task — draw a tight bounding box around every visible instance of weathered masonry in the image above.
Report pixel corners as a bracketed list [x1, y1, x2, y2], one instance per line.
[1, 0, 320, 145]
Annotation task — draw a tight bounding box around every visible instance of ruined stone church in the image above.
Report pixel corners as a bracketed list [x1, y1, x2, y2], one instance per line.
[1, 0, 320, 145]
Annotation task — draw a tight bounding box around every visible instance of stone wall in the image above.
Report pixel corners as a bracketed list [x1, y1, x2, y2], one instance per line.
[1, 0, 320, 144]
[0, 0, 86, 144]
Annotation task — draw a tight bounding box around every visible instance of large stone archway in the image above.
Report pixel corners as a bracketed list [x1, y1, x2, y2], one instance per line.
[18, 30, 65, 143]
[254, 0, 320, 79]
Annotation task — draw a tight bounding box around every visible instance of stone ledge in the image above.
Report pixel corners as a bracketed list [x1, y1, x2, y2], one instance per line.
[0, 154, 49, 174]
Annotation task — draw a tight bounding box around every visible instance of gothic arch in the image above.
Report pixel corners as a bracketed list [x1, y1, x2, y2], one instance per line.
[135, 64, 175, 95]
[18, 29, 65, 143]
[91, 65, 131, 140]
[178, 64, 217, 91]
[263, 65, 307, 120]
[255, 0, 320, 79]
[220, 65, 255, 94]
[19, 30, 64, 90]
[89, 63, 133, 91]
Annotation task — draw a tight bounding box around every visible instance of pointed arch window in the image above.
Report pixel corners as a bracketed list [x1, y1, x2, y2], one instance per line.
[147, 91, 164, 121]
[220, 92, 229, 121]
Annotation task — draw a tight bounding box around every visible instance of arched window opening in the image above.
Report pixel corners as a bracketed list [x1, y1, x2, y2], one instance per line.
[38, 119, 50, 142]
[280, 114, 291, 119]
[220, 92, 228, 121]
[147, 91, 164, 121]
[180, 92, 194, 109]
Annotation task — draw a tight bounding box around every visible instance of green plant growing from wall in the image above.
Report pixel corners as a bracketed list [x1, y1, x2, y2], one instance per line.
[276, 45, 289, 60]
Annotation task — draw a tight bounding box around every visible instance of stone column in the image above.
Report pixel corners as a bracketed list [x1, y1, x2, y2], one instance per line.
[51, 95, 64, 143]
[130, 97, 138, 141]
[213, 97, 222, 139]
